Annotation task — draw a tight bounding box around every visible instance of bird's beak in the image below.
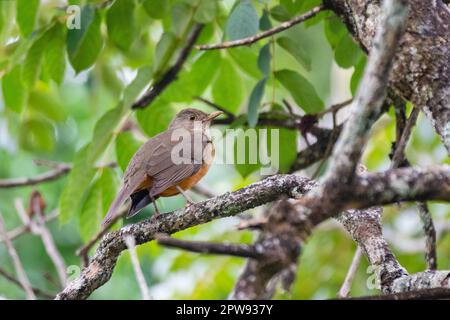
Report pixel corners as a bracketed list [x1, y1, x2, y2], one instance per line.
[203, 111, 224, 122]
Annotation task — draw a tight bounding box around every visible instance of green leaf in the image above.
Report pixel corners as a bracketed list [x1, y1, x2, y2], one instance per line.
[67, 5, 103, 73]
[324, 15, 347, 49]
[87, 104, 125, 163]
[44, 24, 66, 84]
[1, 65, 27, 113]
[212, 59, 243, 114]
[123, 66, 153, 106]
[115, 132, 142, 172]
[18, 117, 55, 152]
[257, 43, 271, 75]
[142, 0, 169, 19]
[226, 0, 259, 41]
[275, 69, 324, 113]
[247, 78, 267, 127]
[234, 125, 297, 178]
[334, 33, 362, 69]
[259, 9, 272, 31]
[79, 179, 102, 241]
[194, 0, 217, 23]
[80, 166, 119, 241]
[153, 32, 176, 73]
[106, 0, 136, 51]
[28, 85, 66, 122]
[16, 0, 39, 37]
[277, 36, 311, 71]
[136, 101, 177, 137]
[162, 51, 221, 102]
[275, 127, 297, 173]
[269, 5, 290, 22]
[59, 144, 96, 224]
[99, 167, 119, 220]
[22, 32, 47, 87]
[228, 47, 261, 79]
[351, 55, 367, 95]
[171, 2, 191, 38]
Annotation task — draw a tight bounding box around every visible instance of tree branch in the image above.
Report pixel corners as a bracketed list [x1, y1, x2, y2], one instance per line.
[326, 0, 450, 154]
[131, 24, 204, 110]
[56, 164, 450, 299]
[196, 5, 326, 50]
[0, 212, 36, 300]
[156, 235, 262, 259]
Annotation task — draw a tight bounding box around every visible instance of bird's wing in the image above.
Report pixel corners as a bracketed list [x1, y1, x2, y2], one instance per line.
[145, 131, 203, 196]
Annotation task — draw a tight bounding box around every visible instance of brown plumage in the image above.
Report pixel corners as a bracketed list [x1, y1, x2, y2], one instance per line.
[102, 108, 223, 226]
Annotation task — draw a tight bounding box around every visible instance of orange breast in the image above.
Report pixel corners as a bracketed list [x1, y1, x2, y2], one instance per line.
[159, 143, 215, 197]
[159, 163, 211, 197]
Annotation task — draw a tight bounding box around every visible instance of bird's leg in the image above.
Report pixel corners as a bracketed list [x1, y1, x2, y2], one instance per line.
[149, 193, 161, 220]
[175, 185, 195, 207]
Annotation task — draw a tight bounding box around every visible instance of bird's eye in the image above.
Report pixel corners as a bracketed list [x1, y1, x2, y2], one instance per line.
[189, 116, 195, 121]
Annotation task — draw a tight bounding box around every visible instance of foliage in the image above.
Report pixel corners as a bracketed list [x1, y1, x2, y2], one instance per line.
[0, 0, 448, 300]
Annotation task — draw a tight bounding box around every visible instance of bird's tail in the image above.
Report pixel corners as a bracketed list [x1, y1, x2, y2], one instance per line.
[102, 186, 130, 226]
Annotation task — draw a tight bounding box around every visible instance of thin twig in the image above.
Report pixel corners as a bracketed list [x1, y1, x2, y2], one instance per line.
[0, 161, 116, 189]
[124, 236, 152, 300]
[390, 107, 420, 168]
[338, 246, 363, 298]
[417, 202, 438, 270]
[15, 199, 68, 288]
[0, 164, 71, 188]
[76, 208, 127, 267]
[195, 96, 235, 120]
[1, 210, 58, 243]
[390, 107, 438, 270]
[156, 234, 262, 259]
[132, 24, 204, 109]
[0, 212, 36, 300]
[0, 267, 54, 299]
[196, 5, 326, 50]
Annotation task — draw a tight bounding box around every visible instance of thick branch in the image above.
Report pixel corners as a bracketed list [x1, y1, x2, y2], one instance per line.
[55, 165, 450, 299]
[326, 0, 450, 154]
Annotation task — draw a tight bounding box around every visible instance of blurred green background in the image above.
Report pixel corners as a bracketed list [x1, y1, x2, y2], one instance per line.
[0, 0, 448, 299]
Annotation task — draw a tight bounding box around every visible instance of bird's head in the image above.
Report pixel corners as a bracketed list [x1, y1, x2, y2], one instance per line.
[169, 108, 223, 130]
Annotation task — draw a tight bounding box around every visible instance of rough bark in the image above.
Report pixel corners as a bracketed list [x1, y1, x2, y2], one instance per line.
[326, 0, 450, 153]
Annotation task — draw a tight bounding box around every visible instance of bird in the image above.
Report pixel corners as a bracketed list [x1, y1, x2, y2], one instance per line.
[102, 108, 223, 226]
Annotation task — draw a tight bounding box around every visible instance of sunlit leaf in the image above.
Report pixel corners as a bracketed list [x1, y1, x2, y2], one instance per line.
[18, 117, 55, 152]
[106, 0, 136, 51]
[136, 101, 177, 137]
[22, 31, 47, 87]
[115, 132, 142, 172]
[2, 65, 27, 113]
[16, 0, 39, 37]
[28, 84, 66, 122]
[44, 23, 66, 84]
[194, 0, 217, 23]
[59, 144, 96, 224]
[142, 0, 169, 19]
[212, 59, 243, 114]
